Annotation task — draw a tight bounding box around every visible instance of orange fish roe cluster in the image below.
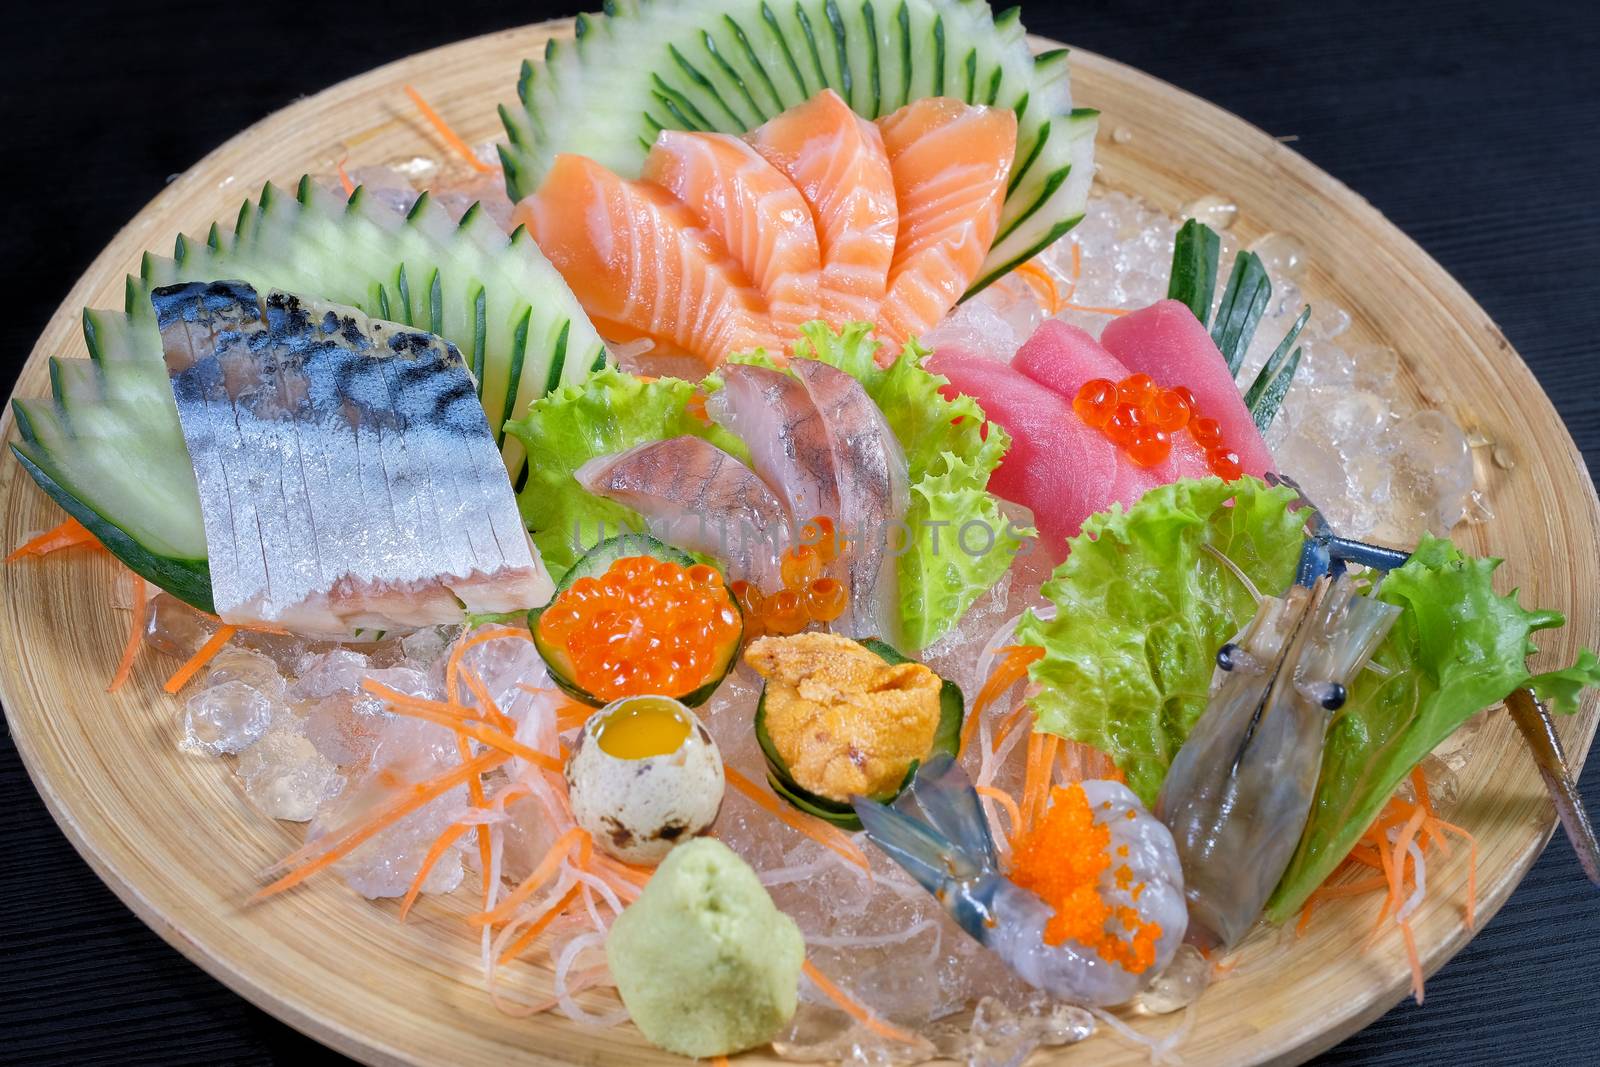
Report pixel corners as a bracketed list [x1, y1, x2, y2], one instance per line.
[536, 556, 740, 700]
[1009, 783, 1164, 974]
[730, 516, 850, 638]
[1073, 375, 1243, 478]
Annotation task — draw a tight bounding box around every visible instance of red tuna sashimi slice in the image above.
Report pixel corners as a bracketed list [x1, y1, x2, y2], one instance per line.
[514, 154, 782, 367]
[1011, 320, 1213, 494]
[747, 89, 897, 328]
[926, 348, 1117, 559]
[875, 98, 1016, 348]
[641, 131, 821, 339]
[1099, 300, 1274, 477]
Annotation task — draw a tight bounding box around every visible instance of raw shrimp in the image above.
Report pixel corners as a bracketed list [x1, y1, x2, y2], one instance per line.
[853, 755, 1187, 1007]
[1155, 572, 1400, 950]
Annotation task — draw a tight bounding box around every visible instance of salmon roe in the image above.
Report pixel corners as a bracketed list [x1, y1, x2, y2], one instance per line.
[1072, 376, 1244, 480]
[743, 516, 853, 635]
[1009, 783, 1164, 974]
[537, 555, 740, 701]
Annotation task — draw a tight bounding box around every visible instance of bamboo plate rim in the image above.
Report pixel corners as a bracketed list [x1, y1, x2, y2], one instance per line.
[2, 17, 1597, 1067]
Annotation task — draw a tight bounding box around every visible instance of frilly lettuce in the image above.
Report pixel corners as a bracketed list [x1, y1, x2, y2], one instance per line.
[1015, 476, 1306, 804]
[1015, 476, 1600, 922]
[505, 323, 1024, 647]
[1265, 537, 1600, 919]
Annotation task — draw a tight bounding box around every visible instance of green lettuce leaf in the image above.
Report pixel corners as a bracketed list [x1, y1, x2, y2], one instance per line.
[504, 367, 746, 575]
[1016, 476, 1307, 804]
[1264, 537, 1600, 919]
[511, 322, 1023, 646]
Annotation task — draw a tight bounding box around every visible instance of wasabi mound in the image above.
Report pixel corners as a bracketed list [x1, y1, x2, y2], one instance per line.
[606, 838, 804, 1056]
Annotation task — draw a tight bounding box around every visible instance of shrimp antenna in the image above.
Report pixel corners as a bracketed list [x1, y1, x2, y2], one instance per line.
[1201, 542, 1263, 603]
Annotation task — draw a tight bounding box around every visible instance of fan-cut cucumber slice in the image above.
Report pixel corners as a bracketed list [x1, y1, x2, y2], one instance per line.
[10, 178, 605, 606]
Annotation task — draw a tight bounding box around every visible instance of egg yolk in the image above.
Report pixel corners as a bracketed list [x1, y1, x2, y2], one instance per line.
[595, 696, 691, 759]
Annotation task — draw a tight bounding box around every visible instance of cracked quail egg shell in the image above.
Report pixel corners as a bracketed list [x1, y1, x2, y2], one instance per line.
[565, 695, 725, 865]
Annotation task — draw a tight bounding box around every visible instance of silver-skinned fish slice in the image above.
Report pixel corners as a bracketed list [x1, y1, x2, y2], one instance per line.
[575, 435, 790, 587]
[789, 358, 909, 646]
[154, 280, 552, 636]
[704, 363, 840, 531]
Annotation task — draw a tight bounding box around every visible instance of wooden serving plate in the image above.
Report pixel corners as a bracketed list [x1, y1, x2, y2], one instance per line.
[2, 19, 1596, 1067]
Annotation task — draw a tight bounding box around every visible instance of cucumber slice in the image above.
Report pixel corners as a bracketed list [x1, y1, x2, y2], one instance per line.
[11, 178, 606, 606]
[530, 535, 742, 707]
[753, 636, 963, 829]
[500, 0, 1096, 293]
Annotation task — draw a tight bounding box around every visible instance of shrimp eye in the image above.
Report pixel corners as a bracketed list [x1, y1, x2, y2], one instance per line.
[1216, 643, 1241, 671]
[1319, 683, 1348, 711]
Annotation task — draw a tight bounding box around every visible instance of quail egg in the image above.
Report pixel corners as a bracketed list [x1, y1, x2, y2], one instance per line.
[565, 695, 725, 864]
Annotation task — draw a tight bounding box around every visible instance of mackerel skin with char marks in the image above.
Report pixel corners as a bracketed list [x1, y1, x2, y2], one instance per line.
[154, 280, 552, 636]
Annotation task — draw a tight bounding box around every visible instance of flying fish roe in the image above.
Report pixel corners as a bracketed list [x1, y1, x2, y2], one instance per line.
[1008, 783, 1164, 974]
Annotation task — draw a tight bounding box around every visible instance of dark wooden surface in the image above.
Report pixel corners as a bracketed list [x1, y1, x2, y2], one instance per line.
[2, 1, 1596, 1063]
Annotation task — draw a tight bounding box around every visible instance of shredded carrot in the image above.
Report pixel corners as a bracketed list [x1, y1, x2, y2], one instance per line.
[336, 157, 355, 196]
[1065, 243, 1083, 300]
[1018, 732, 1060, 834]
[1012, 261, 1062, 314]
[711, 1058, 730, 1067]
[458, 732, 494, 904]
[404, 85, 493, 173]
[255, 748, 509, 901]
[364, 680, 562, 772]
[459, 664, 516, 733]
[990, 701, 1033, 754]
[802, 960, 924, 1047]
[5, 517, 102, 562]
[961, 644, 1043, 758]
[1294, 765, 1479, 1003]
[399, 821, 472, 920]
[976, 785, 1023, 840]
[475, 827, 590, 926]
[497, 882, 583, 964]
[162, 624, 239, 694]
[107, 575, 148, 693]
[723, 765, 870, 873]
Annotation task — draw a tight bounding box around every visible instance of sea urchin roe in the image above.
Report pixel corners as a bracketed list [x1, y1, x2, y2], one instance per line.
[537, 555, 740, 701]
[1009, 783, 1164, 974]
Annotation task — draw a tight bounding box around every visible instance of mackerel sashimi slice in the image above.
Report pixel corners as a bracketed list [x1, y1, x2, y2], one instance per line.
[927, 348, 1115, 560]
[515, 153, 783, 367]
[1099, 300, 1274, 478]
[790, 358, 910, 648]
[747, 89, 898, 328]
[153, 280, 552, 636]
[705, 363, 840, 530]
[575, 435, 791, 588]
[1011, 320, 1213, 493]
[641, 131, 821, 339]
[875, 98, 1017, 347]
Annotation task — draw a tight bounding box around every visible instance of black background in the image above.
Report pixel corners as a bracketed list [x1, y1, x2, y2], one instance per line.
[2, 1, 1597, 1064]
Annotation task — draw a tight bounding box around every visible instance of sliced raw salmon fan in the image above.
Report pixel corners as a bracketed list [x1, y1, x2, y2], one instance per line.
[513, 89, 1018, 368]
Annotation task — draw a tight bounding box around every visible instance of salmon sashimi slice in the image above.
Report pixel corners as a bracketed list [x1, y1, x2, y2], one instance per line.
[642, 131, 821, 340]
[875, 98, 1016, 347]
[747, 89, 897, 328]
[705, 363, 840, 531]
[789, 358, 910, 647]
[515, 153, 783, 367]
[154, 281, 552, 636]
[575, 435, 791, 587]
[1099, 300, 1275, 478]
[1011, 320, 1212, 492]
